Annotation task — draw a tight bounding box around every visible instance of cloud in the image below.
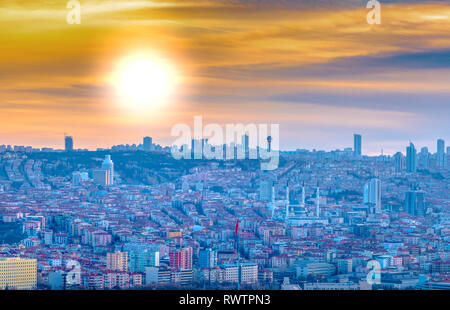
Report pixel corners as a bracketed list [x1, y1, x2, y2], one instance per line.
[269, 91, 450, 113]
[0, 0, 449, 152]
[202, 49, 450, 81]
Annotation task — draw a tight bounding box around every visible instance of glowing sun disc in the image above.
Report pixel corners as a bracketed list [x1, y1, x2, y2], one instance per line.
[114, 53, 177, 110]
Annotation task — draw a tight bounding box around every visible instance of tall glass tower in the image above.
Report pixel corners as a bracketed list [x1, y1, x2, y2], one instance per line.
[406, 142, 417, 173]
[65, 136, 73, 152]
[353, 134, 362, 157]
[437, 139, 445, 167]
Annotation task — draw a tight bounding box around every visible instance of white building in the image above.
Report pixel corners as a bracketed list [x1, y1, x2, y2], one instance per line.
[222, 264, 239, 283]
[296, 262, 336, 278]
[101, 155, 114, 185]
[240, 263, 258, 285]
[364, 178, 381, 213]
[43, 229, 53, 245]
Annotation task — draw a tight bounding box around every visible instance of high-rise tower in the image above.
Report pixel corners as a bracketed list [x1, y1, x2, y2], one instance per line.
[101, 155, 114, 185]
[406, 142, 417, 172]
[242, 134, 249, 159]
[367, 178, 381, 213]
[405, 190, 425, 216]
[353, 134, 362, 157]
[437, 139, 445, 167]
[65, 135, 73, 152]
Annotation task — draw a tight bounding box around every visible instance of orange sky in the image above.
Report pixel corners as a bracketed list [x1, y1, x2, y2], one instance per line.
[0, 0, 449, 154]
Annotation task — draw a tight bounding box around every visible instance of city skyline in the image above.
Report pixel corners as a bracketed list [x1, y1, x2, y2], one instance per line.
[0, 1, 449, 153]
[1, 134, 447, 157]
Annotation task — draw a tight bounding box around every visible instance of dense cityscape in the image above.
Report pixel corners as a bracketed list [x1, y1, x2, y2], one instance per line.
[0, 134, 448, 290]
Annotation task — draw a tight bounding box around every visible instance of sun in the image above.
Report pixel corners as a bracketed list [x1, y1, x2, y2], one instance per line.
[113, 53, 178, 111]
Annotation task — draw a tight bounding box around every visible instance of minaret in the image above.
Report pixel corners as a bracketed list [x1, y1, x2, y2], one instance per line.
[271, 185, 275, 219]
[315, 185, 320, 217]
[301, 183, 306, 207]
[285, 185, 290, 221]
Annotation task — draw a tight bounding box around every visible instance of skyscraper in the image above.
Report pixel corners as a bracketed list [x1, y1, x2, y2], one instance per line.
[101, 155, 114, 185]
[199, 249, 217, 268]
[124, 243, 160, 273]
[405, 190, 425, 216]
[353, 134, 362, 157]
[393, 152, 404, 172]
[406, 142, 417, 173]
[191, 138, 204, 159]
[65, 135, 73, 152]
[418, 147, 429, 168]
[447, 146, 450, 167]
[437, 139, 445, 167]
[143, 136, 152, 152]
[241, 134, 249, 159]
[364, 178, 381, 213]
